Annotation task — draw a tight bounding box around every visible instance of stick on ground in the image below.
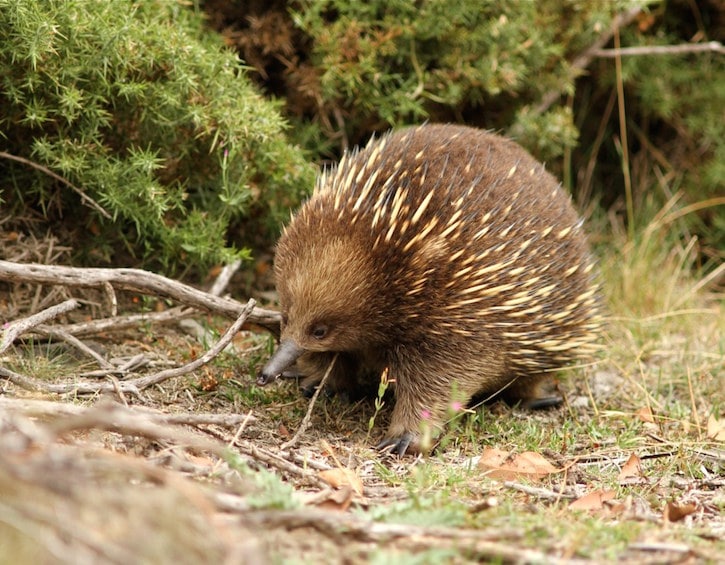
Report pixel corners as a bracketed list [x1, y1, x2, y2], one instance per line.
[0, 298, 80, 354]
[0, 260, 280, 334]
[280, 353, 339, 451]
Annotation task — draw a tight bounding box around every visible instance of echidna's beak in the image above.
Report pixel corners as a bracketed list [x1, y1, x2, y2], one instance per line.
[257, 339, 305, 386]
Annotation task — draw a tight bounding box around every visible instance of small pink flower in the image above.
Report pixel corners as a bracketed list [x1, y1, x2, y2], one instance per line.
[451, 401, 463, 412]
[420, 409, 432, 420]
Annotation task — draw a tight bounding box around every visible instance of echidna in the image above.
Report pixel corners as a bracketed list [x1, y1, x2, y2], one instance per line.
[258, 124, 601, 455]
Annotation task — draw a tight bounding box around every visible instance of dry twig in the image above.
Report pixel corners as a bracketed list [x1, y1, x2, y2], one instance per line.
[280, 353, 338, 451]
[51, 306, 196, 337]
[0, 299, 257, 395]
[593, 41, 724, 57]
[34, 325, 114, 369]
[0, 260, 281, 333]
[0, 298, 80, 354]
[0, 151, 111, 218]
[209, 259, 243, 297]
[0, 397, 257, 428]
[531, 7, 643, 116]
[231, 507, 568, 564]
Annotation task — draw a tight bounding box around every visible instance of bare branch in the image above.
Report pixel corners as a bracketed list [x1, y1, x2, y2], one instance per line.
[0, 151, 111, 218]
[592, 41, 724, 57]
[52, 306, 195, 337]
[230, 507, 559, 564]
[0, 397, 256, 428]
[209, 259, 243, 297]
[126, 298, 256, 391]
[0, 260, 281, 334]
[532, 7, 643, 116]
[0, 298, 80, 354]
[34, 325, 115, 369]
[0, 299, 257, 395]
[46, 402, 230, 457]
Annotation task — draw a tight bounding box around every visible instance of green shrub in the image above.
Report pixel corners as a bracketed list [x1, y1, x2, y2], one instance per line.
[0, 0, 315, 271]
[287, 0, 634, 160]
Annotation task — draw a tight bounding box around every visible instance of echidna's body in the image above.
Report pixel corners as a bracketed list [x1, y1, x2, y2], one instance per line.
[260, 124, 601, 454]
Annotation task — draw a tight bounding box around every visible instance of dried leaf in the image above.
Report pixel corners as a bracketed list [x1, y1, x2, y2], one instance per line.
[635, 406, 655, 424]
[707, 414, 725, 442]
[277, 423, 290, 439]
[478, 448, 559, 481]
[313, 485, 354, 512]
[664, 501, 697, 522]
[618, 453, 645, 481]
[184, 453, 216, 468]
[607, 494, 633, 517]
[570, 489, 616, 511]
[318, 468, 364, 496]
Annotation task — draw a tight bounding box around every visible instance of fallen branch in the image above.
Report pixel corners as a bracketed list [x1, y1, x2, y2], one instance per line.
[0, 260, 281, 334]
[0, 299, 257, 395]
[233, 439, 329, 489]
[124, 298, 256, 391]
[504, 481, 576, 501]
[0, 397, 257, 428]
[0, 298, 80, 354]
[232, 507, 563, 564]
[34, 325, 115, 369]
[0, 396, 326, 490]
[209, 259, 243, 297]
[47, 402, 231, 457]
[46, 306, 196, 337]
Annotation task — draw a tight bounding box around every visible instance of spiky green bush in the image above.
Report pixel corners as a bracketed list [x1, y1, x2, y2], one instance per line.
[0, 0, 314, 271]
[289, 0, 638, 160]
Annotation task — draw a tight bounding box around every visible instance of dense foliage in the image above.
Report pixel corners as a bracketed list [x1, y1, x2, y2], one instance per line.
[303, 0, 639, 159]
[0, 0, 314, 272]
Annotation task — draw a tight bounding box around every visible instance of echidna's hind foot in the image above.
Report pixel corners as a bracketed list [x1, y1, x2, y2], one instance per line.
[499, 374, 562, 409]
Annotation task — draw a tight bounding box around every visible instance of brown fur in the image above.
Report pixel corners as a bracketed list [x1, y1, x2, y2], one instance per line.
[264, 124, 602, 454]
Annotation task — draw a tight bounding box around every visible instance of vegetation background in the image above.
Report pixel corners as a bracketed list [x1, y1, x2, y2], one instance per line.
[0, 0, 722, 563]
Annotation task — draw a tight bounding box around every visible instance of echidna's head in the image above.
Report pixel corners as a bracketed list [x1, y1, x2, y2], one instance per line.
[258, 222, 388, 384]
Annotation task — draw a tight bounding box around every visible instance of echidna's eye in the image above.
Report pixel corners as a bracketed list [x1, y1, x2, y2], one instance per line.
[281, 313, 289, 327]
[310, 324, 328, 340]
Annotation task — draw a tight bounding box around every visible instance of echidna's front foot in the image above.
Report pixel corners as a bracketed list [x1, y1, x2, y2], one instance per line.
[376, 432, 417, 457]
[300, 381, 337, 399]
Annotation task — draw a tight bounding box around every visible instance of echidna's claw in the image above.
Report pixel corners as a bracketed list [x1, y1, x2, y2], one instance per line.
[377, 432, 415, 457]
[523, 396, 562, 410]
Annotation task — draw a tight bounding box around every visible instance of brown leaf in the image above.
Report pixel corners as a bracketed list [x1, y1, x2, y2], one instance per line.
[569, 489, 616, 511]
[185, 453, 216, 468]
[707, 414, 725, 442]
[664, 501, 697, 522]
[478, 448, 559, 481]
[635, 406, 655, 424]
[318, 468, 364, 496]
[277, 423, 290, 439]
[618, 453, 645, 481]
[313, 485, 354, 512]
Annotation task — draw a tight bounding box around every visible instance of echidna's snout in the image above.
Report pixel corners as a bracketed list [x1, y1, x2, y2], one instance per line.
[257, 339, 305, 386]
